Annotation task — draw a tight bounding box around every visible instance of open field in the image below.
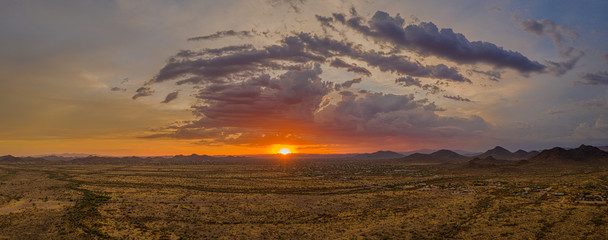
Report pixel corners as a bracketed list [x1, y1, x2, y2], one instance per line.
[1, 160, 607, 239]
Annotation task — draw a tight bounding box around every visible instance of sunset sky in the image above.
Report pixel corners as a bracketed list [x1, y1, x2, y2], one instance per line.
[1, 0, 608, 156]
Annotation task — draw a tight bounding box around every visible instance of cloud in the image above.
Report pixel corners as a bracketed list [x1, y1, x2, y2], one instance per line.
[153, 32, 470, 85]
[110, 87, 126, 92]
[573, 114, 608, 141]
[267, 0, 307, 13]
[443, 95, 471, 102]
[151, 35, 327, 85]
[422, 84, 442, 94]
[395, 77, 443, 94]
[187, 30, 256, 41]
[132, 87, 153, 100]
[470, 69, 502, 81]
[176, 45, 255, 58]
[543, 107, 568, 115]
[603, 53, 608, 63]
[315, 92, 488, 140]
[518, 18, 578, 48]
[137, 9, 497, 148]
[545, 51, 584, 76]
[161, 91, 179, 103]
[395, 76, 421, 87]
[576, 98, 606, 108]
[334, 77, 362, 91]
[145, 64, 488, 146]
[329, 58, 371, 76]
[331, 11, 546, 73]
[576, 71, 608, 85]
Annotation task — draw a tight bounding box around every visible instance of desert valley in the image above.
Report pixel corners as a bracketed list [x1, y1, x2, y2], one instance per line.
[1, 145, 607, 239]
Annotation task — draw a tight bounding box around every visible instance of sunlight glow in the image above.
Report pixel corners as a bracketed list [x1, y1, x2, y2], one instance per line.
[278, 148, 292, 155]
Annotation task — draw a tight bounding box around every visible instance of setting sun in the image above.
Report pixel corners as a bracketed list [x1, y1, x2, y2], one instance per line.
[278, 148, 292, 155]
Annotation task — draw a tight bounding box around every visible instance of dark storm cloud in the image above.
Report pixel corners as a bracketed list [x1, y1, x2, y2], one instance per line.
[161, 91, 179, 103]
[443, 95, 471, 102]
[577, 71, 608, 85]
[132, 87, 153, 100]
[329, 58, 371, 76]
[332, 11, 546, 73]
[187, 30, 256, 41]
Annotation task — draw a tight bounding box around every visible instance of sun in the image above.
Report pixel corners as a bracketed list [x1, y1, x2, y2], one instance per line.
[278, 148, 292, 155]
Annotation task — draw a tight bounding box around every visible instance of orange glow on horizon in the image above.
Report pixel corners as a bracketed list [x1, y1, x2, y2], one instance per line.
[269, 144, 298, 155]
[278, 148, 291, 155]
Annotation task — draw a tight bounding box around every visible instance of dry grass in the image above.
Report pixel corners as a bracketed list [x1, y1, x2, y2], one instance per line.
[0, 161, 606, 239]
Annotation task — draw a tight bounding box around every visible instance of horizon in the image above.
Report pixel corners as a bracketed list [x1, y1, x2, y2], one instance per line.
[8, 143, 605, 158]
[1, 1, 607, 156]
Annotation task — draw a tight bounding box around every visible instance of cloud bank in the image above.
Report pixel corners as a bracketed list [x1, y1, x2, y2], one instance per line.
[131, 8, 561, 149]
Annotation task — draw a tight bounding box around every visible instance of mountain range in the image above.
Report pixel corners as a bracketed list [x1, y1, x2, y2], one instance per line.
[1, 145, 607, 166]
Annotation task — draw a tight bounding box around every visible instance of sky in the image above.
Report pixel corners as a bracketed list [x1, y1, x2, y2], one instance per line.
[1, 0, 608, 156]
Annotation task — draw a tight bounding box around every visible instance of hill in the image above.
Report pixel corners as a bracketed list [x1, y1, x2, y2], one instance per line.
[0, 155, 49, 164]
[468, 156, 528, 167]
[352, 151, 405, 160]
[476, 146, 538, 160]
[400, 150, 469, 163]
[530, 145, 608, 164]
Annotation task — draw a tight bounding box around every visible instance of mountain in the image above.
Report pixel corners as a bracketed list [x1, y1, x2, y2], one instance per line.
[0, 155, 49, 164]
[476, 146, 538, 160]
[66, 154, 218, 165]
[399, 149, 479, 156]
[170, 154, 216, 164]
[530, 145, 608, 164]
[353, 151, 405, 160]
[468, 156, 528, 167]
[513, 149, 539, 159]
[400, 150, 469, 163]
[476, 146, 512, 159]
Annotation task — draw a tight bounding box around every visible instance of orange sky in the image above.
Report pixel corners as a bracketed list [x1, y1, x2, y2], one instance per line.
[1, 1, 607, 156]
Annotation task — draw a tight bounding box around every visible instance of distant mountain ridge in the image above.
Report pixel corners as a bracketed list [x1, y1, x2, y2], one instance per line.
[475, 146, 538, 160]
[400, 149, 469, 163]
[530, 145, 608, 164]
[353, 151, 405, 160]
[2, 145, 608, 166]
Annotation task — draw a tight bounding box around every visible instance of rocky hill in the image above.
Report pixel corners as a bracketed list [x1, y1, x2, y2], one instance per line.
[476, 146, 538, 160]
[530, 145, 608, 164]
